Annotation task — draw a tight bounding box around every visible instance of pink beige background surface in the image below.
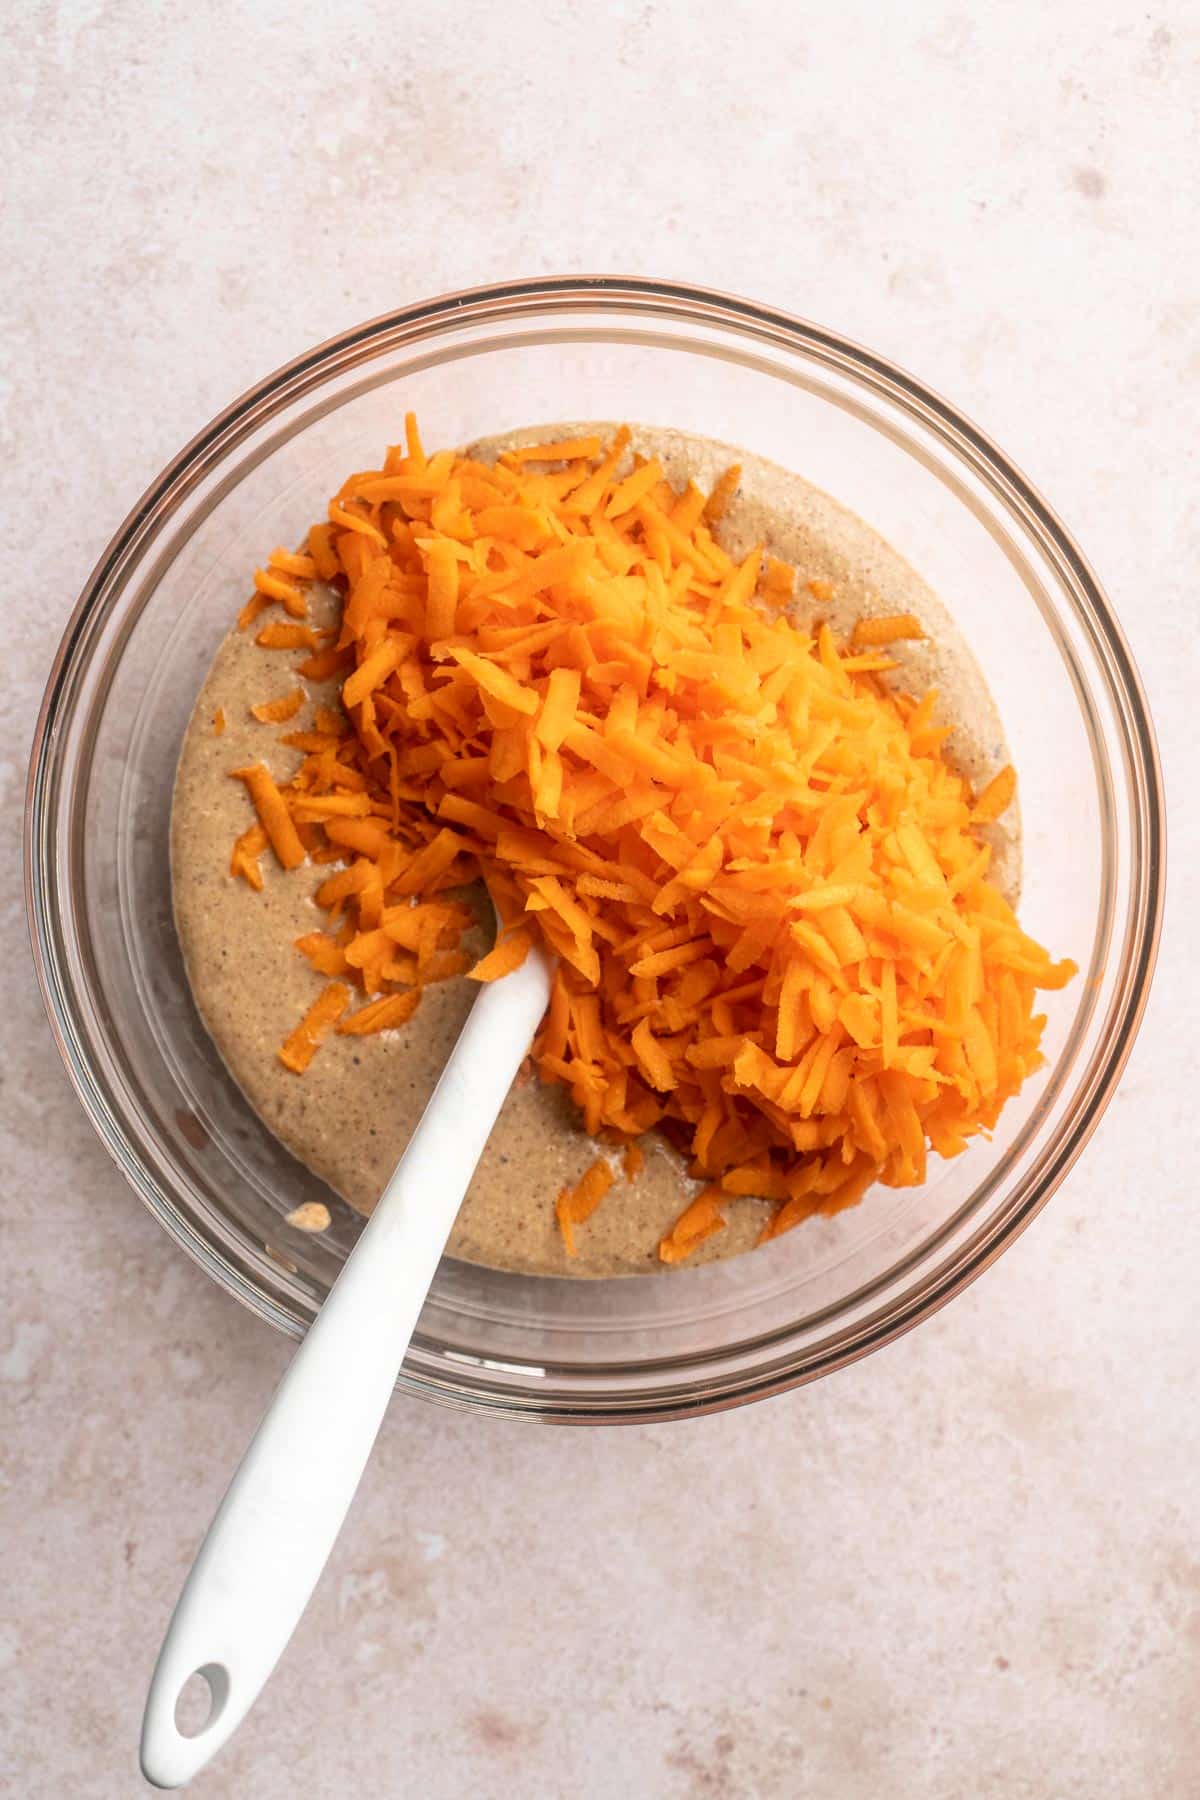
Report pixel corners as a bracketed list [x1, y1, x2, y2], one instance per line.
[3, 4, 1195, 1795]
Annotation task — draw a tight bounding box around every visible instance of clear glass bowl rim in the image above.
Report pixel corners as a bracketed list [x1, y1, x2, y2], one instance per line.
[25, 275, 1166, 1423]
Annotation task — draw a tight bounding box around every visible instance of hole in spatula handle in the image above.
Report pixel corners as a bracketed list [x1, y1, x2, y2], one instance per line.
[173, 1663, 230, 1739]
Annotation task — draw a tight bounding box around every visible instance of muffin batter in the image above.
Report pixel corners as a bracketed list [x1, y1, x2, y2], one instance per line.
[171, 425, 1019, 1277]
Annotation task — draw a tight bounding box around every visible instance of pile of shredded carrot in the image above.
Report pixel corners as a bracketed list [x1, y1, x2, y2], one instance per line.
[226, 418, 1075, 1259]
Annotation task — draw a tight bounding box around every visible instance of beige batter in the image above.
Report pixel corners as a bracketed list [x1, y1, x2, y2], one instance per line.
[171, 424, 1019, 1277]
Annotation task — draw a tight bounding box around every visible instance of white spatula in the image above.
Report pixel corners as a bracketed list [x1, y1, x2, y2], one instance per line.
[140, 934, 553, 1788]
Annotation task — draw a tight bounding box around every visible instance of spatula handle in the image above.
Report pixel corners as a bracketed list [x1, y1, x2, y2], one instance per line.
[140, 948, 552, 1788]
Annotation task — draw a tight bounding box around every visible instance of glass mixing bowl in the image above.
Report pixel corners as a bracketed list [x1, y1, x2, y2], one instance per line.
[25, 277, 1164, 1422]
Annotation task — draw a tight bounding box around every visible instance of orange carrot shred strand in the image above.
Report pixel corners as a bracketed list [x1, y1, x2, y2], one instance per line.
[554, 1158, 615, 1255]
[336, 989, 421, 1035]
[250, 689, 304, 724]
[278, 982, 350, 1072]
[658, 1187, 727, 1263]
[231, 764, 306, 870]
[308, 524, 340, 582]
[508, 435, 602, 465]
[268, 546, 318, 580]
[851, 612, 926, 648]
[238, 592, 274, 631]
[972, 763, 1017, 823]
[702, 463, 741, 523]
[253, 568, 309, 618]
[467, 928, 533, 982]
[230, 821, 268, 890]
[257, 621, 321, 651]
[296, 645, 353, 681]
[294, 931, 349, 976]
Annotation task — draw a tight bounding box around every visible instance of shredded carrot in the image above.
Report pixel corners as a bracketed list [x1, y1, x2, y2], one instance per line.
[231, 765, 306, 870]
[251, 689, 305, 724]
[230, 821, 268, 890]
[268, 546, 319, 580]
[467, 928, 533, 983]
[973, 763, 1017, 823]
[555, 1158, 615, 1256]
[253, 568, 309, 618]
[308, 524, 340, 582]
[508, 435, 602, 465]
[278, 982, 350, 1071]
[703, 463, 741, 523]
[336, 989, 421, 1035]
[294, 931, 349, 976]
[223, 421, 1073, 1242]
[238, 593, 273, 631]
[761, 557, 795, 608]
[296, 645, 352, 681]
[623, 1142, 645, 1182]
[257, 621, 321, 652]
[658, 1188, 727, 1263]
[852, 613, 926, 648]
[213, 706, 226, 735]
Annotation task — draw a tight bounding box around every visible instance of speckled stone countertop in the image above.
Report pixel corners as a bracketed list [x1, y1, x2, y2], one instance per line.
[2, 5, 1195, 1795]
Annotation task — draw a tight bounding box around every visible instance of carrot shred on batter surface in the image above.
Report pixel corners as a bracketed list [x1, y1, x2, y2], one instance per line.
[251, 689, 305, 724]
[224, 421, 1075, 1245]
[268, 546, 319, 580]
[972, 763, 1017, 823]
[852, 613, 926, 648]
[230, 821, 268, 890]
[555, 1158, 615, 1257]
[253, 568, 309, 618]
[508, 435, 602, 465]
[336, 989, 421, 1035]
[257, 621, 322, 652]
[659, 1188, 727, 1263]
[231, 764, 306, 870]
[278, 982, 350, 1071]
